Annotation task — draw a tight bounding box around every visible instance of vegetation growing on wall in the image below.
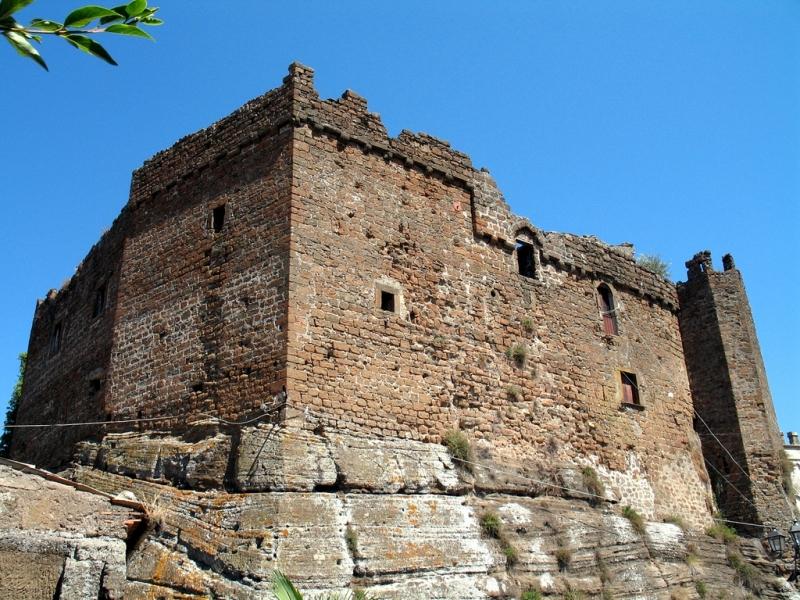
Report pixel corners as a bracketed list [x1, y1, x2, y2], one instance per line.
[636, 254, 670, 279]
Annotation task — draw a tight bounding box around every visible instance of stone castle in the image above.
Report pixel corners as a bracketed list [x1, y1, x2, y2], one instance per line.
[5, 63, 797, 598]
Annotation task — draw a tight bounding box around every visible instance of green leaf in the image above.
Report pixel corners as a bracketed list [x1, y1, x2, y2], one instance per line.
[64, 6, 119, 28]
[105, 23, 152, 40]
[4, 29, 47, 69]
[110, 4, 129, 17]
[271, 571, 304, 600]
[63, 33, 117, 65]
[29, 18, 62, 32]
[140, 16, 162, 25]
[98, 13, 125, 25]
[0, 0, 33, 20]
[125, 0, 147, 17]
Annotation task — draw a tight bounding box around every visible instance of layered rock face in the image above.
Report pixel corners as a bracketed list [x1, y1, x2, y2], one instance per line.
[0, 464, 134, 598]
[45, 425, 796, 599]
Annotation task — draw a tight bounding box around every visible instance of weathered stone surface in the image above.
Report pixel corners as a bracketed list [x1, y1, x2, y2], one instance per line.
[0, 463, 130, 536]
[0, 465, 133, 599]
[77, 429, 231, 490]
[235, 425, 337, 491]
[327, 432, 464, 494]
[64, 465, 799, 599]
[0, 551, 64, 600]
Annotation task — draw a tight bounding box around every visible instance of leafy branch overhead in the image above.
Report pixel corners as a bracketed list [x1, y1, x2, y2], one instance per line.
[0, 0, 162, 70]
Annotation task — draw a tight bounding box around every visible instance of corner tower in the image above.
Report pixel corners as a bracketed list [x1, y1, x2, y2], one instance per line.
[678, 251, 793, 528]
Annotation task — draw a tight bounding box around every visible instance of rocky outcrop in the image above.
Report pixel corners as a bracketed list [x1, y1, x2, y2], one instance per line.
[51, 427, 800, 599]
[0, 463, 137, 599]
[2, 427, 798, 598]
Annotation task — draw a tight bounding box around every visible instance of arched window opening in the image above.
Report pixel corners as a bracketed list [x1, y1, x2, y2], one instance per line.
[598, 285, 618, 335]
[515, 240, 535, 278]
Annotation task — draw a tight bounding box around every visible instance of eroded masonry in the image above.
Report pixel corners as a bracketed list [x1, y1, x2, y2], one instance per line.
[6, 63, 797, 598]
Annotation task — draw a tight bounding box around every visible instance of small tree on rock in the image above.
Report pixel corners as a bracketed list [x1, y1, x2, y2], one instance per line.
[0, 352, 27, 457]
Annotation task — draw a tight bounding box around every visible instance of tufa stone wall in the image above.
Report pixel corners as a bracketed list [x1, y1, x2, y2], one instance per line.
[11, 217, 127, 467]
[9, 63, 785, 533]
[286, 66, 709, 526]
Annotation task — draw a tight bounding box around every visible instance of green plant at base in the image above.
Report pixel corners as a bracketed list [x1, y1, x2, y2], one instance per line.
[725, 548, 763, 594]
[562, 590, 586, 600]
[505, 343, 527, 366]
[345, 526, 359, 559]
[0, 352, 26, 457]
[443, 429, 473, 471]
[663, 514, 686, 530]
[555, 544, 572, 572]
[503, 542, 518, 566]
[480, 512, 501, 538]
[705, 523, 737, 544]
[683, 544, 700, 567]
[695, 581, 707, 599]
[521, 317, 534, 332]
[621, 506, 645, 535]
[521, 590, 542, 600]
[1, 0, 163, 70]
[505, 385, 523, 401]
[581, 466, 605, 505]
[271, 570, 379, 600]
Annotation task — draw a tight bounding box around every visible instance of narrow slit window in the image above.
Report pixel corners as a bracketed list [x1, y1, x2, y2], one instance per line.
[516, 241, 535, 278]
[621, 371, 640, 405]
[92, 283, 107, 318]
[380, 290, 396, 313]
[212, 205, 226, 233]
[598, 285, 618, 335]
[51, 322, 63, 355]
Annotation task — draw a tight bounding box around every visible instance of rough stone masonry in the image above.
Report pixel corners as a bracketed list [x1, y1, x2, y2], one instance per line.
[4, 63, 798, 598]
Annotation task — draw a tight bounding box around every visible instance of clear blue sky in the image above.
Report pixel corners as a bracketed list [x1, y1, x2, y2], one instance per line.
[2, 1, 798, 434]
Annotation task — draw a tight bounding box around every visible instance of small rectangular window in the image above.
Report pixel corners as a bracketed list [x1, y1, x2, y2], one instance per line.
[212, 205, 226, 233]
[621, 371, 640, 406]
[380, 290, 396, 312]
[92, 283, 107, 318]
[516, 241, 535, 278]
[51, 322, 63, 355]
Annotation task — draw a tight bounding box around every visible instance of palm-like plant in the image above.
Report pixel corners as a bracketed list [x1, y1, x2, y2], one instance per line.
[271, 571, 376, 600]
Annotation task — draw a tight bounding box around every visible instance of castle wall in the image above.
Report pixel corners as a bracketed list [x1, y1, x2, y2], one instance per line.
[287, 82, 711, 524]
[104, 112, 294, 426]
[678, 252, 793, 528]
[18, 65, 788, 535]
[12, 78, 299, 469]
[11, 219, 127, 467]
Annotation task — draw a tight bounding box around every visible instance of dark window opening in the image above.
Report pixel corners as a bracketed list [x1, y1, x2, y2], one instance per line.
[212, 205, 226, 233]
[51, 322, 63, 355]
[516, 241, 536, 278]
[92, 283, 107, 318]
[380, 290, 396, 312]
[598, 285, 618, 335]
[89, 378, 102, 395]
[621, 371, 640, 405]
